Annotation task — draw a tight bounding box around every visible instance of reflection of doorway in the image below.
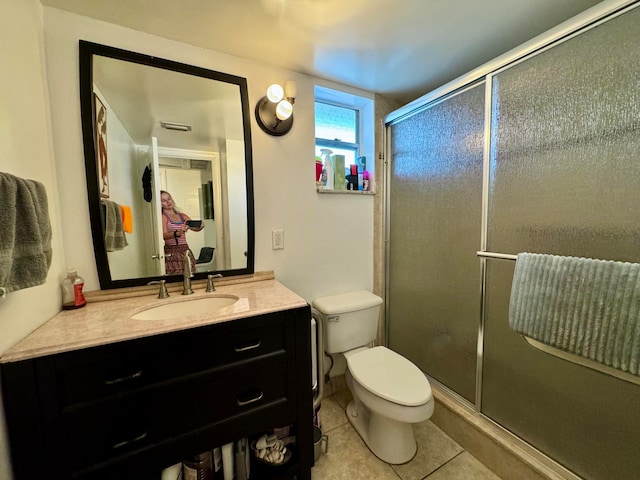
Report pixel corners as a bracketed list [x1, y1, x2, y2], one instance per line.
[157, 147, 225, 270]
[134, 150, 157, 277]
[159, 167, 209, 264]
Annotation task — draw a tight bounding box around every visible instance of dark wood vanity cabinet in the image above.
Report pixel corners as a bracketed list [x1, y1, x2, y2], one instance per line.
[1, 306, 313, 480]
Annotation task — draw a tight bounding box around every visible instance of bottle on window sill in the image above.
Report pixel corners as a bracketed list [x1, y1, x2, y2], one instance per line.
[320, 148, 334, 190]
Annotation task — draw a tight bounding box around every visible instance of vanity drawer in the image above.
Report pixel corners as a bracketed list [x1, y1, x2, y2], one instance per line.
[51, 361, 295, 476]
[46, 311, 295, 409]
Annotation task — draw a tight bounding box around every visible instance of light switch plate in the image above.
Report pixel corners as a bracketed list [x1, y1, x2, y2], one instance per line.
[272, 229, 284, 250]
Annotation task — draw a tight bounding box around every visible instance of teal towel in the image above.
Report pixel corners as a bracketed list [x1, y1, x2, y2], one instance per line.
[0, 172, 52, 293]
[509, 253, 640, 376]
[102, 199, 128, 252]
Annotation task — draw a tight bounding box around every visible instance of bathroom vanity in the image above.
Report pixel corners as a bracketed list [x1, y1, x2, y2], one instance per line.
[0, 278, 313, 479]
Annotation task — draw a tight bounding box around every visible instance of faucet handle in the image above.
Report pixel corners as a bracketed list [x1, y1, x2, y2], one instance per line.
[206, 274, 223, 292]
[148, 280, 169, 299]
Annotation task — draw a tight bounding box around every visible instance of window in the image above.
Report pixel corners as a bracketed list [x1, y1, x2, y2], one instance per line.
[314, 86, 374, 192]
[315, 102, 359, 166]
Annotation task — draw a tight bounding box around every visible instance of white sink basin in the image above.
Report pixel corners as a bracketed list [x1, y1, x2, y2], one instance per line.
[131, 295, 239, 320]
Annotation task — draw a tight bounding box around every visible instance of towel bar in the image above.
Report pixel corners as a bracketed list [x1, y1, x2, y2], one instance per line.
[476, 251, 517, 261]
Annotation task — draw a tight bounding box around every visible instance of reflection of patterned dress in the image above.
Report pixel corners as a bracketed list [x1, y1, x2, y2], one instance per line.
[163, 213, 196, 275]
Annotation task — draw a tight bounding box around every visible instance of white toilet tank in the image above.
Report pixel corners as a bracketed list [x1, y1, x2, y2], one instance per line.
[312, 291, 383, 354]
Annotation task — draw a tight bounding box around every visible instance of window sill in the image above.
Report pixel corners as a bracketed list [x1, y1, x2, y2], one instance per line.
[316, 186, 375, 195]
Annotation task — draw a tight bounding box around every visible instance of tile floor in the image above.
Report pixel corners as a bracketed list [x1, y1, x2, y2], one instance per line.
[312, 388, 501, 480]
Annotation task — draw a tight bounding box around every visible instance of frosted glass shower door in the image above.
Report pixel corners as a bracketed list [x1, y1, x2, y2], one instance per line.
[387, 83, 485, 402]
[482, 6, 640, 479]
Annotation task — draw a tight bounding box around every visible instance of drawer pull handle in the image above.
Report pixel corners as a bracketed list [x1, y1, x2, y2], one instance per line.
[236, 390, 264, 406]
[104, 370, 143, 385]
[111, 431, 148, 450]
[234, 340, 261, 352]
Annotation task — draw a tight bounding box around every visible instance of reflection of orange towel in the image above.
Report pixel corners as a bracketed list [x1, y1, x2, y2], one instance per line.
[120, 205, 133, 234]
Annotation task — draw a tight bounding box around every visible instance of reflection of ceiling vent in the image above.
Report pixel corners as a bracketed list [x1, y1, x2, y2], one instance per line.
[160, 121, 192, 132]
[158, 157, 183, 168]
[159, 158, 211, 170]
[190, 160, 210, 170]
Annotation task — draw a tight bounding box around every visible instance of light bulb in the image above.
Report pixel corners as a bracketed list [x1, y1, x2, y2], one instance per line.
[266, 84, 284, 103]
[275, 100, 293, 121]
[284, 80, 297, 100]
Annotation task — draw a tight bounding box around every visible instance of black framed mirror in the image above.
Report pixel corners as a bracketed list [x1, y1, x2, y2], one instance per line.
[79, 41, 254, 289]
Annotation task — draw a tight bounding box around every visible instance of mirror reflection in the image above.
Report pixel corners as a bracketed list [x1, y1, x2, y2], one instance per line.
[79, 41, 254, 289]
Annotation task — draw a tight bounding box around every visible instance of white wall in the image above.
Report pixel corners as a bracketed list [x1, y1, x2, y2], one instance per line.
[42, 7, 375, 302]
[0, 1, 67, 477]
[94, 89, 148, 280]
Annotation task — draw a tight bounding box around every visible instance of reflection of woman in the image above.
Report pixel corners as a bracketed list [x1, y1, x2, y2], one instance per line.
[160, 190, 204, 275]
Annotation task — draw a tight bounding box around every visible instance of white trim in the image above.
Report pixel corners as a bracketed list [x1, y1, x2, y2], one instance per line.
[156, 147, 217, 161]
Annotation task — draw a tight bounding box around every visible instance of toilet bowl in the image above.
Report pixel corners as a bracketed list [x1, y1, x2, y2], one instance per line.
[344, 346, 433, 464]
[312, 291, 434, 465]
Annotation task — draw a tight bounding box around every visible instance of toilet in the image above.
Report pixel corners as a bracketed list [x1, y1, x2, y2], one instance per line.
[312, 291, 433, 464]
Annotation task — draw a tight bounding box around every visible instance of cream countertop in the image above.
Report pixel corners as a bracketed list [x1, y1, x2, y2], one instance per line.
[1, 279, 308, 363]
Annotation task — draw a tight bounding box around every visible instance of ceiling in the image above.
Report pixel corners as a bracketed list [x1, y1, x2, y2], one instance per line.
[42, 0, 604, 104]
[93, 54, 246, 149]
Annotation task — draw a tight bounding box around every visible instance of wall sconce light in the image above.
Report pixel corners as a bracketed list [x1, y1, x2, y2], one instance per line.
[255, 81, 296, 136]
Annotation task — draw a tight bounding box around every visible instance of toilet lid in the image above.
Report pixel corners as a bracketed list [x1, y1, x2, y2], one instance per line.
[346, 346, 432, 407]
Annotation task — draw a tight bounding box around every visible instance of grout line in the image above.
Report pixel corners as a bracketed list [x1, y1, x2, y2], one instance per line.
[321, 421, 348, 434]
[422, 451, 466, 479]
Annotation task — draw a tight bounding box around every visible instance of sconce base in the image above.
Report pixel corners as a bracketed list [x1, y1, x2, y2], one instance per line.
[255, 96, 294, 136]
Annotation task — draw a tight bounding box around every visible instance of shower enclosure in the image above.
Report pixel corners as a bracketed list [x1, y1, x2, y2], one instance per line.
[385, 2, 640, 479]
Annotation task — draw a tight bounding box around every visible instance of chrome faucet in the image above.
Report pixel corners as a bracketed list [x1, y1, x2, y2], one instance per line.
[182, 251, 194, 295]
[206, 273, 223, 292]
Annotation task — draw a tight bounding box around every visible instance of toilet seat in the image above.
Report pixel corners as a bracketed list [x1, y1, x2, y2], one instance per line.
[346, 346, 432, 407]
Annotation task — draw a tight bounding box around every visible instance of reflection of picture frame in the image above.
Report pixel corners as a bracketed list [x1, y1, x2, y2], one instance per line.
[94, 94, 109, 198]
